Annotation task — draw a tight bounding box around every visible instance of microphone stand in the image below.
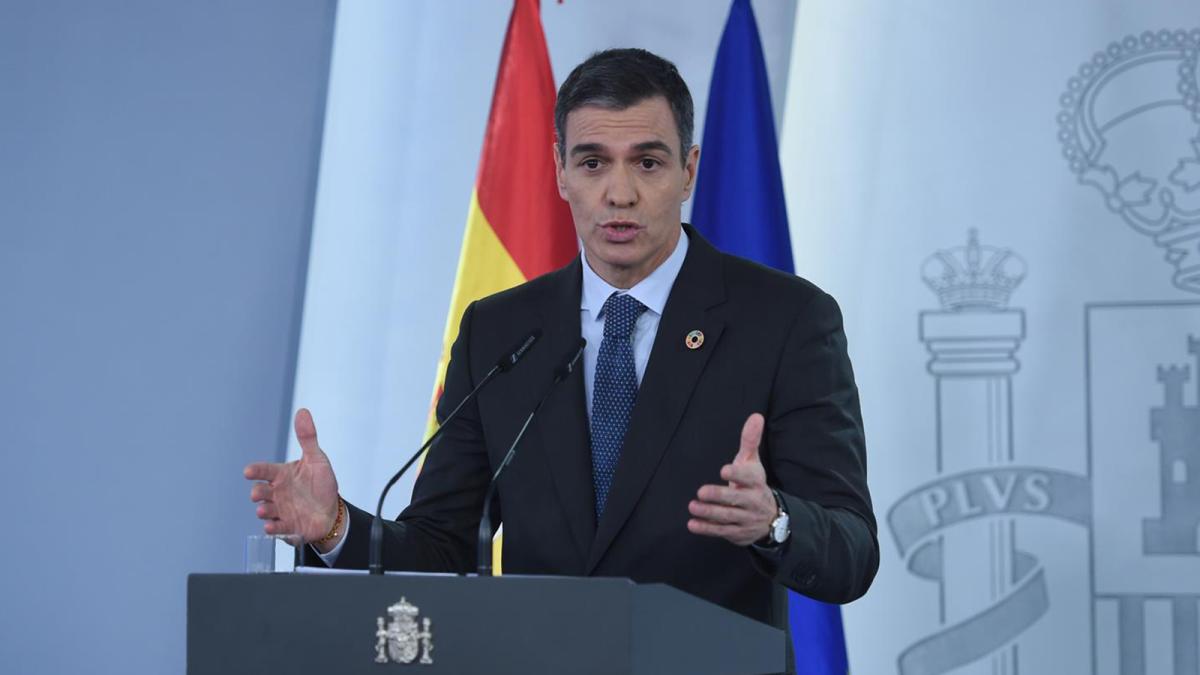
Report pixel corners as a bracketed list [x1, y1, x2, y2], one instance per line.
[368, 330, 540, 575]
[477, 339, 585, 576]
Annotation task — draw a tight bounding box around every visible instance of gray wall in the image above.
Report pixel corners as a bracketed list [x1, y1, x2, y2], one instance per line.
[0, 1, 336, 672]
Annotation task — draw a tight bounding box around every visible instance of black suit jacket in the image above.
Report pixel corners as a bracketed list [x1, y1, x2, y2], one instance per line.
[332, 225, 878, 635]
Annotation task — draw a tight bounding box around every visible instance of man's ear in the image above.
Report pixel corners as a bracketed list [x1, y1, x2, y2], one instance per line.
[552, 142, 567, 199]
[681, 144, 701, 201]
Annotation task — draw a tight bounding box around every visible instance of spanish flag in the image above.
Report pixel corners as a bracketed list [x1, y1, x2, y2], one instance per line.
[425, 0, 576, 465]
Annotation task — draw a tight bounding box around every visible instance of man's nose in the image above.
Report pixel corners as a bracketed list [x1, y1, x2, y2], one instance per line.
[605, 166, 638, 208]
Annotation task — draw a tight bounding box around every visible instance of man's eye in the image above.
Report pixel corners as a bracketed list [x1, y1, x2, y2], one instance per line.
[639, 158, 660, 170]
[582, 159, 601, 170]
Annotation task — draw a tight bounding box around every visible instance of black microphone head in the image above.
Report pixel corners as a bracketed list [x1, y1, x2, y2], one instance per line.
[553, 338, 587, 383]
[497, 329, 542, 372]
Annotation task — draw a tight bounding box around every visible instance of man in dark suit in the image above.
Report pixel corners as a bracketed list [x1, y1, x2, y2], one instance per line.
[246, 47, 877, 641]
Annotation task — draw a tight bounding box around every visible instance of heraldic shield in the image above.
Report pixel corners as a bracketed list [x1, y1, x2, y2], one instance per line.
[374, 597, 433, 665]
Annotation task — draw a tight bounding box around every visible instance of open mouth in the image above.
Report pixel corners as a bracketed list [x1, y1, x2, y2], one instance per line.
[600, 221, 641, 242]
[601, 220, 641, 232]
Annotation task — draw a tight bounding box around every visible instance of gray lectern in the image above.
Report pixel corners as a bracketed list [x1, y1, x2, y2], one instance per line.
[187, 572, 786, 675]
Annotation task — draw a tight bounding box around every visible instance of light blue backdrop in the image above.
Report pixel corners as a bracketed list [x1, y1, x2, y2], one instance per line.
[0, 1, 336, 672]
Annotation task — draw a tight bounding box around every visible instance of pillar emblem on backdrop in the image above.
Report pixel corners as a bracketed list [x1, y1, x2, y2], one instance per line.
[888, 29, 1200, 675]
[888, 232, 1090, 675]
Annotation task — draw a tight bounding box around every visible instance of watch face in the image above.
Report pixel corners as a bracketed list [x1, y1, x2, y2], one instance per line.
[772, 514, 790, 543]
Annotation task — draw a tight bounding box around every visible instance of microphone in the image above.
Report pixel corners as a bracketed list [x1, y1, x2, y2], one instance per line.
[476, 338, 586, 576]
[367, 329, 541, 575]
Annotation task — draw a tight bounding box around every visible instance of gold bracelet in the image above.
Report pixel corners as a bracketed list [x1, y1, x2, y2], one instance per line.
[316, 497, 345, 545]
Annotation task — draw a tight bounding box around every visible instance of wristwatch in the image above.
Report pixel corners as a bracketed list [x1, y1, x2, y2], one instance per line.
[759, 488, 790, 548]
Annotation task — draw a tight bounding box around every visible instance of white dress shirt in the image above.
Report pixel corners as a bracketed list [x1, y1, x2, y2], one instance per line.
[315, 227, 689, 566]
[579, 228, 688, 420]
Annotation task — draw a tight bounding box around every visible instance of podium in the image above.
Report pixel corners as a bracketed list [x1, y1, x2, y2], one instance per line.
[188, 572, 787, 674]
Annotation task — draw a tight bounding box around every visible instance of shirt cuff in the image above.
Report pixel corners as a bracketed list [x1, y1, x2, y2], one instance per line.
[750, 537, 787, 558]
[311, 514, 350, 567]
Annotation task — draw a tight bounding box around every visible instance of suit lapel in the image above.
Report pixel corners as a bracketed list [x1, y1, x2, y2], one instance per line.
[533, 257, 596, 566]
[586, 228, 727, 573]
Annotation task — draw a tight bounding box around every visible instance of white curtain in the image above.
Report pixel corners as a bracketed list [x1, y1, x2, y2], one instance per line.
[782, 2, 1200, 673]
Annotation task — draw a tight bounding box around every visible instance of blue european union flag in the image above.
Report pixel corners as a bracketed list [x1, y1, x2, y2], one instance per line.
[691, 1, 850, 673]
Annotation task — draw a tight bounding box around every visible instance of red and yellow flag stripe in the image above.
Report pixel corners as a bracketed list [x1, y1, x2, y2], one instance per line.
[425, 0, 578, 570]
[428, 0, 576, 431]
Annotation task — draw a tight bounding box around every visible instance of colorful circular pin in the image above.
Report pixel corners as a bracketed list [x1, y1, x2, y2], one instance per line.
[685, 330, 704, 350]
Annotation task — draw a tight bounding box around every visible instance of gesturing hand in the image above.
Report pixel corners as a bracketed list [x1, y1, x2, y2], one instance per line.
[687, 413, 778, 547]
[244, 408, 341, 551]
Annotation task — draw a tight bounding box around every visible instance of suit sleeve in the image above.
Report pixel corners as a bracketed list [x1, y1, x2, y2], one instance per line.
[753, 290, 879, 604]
[325, 301, 493, 573]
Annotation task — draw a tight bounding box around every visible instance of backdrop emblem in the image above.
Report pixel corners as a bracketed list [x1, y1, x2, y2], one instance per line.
[1086, 302, 1200, 674]
[1058, 29, 1200, 294]
[888, 231, 1091, 675]
[1059, 32, 1200, 672]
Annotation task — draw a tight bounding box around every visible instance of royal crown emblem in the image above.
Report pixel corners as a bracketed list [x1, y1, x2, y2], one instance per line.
[921, 229, 1027, 311]
[1058, 28, 1200, 294]
[374, 597, 433, 665]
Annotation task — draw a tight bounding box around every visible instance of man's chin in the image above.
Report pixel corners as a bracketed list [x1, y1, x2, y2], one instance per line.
[587, 245, 642, 269]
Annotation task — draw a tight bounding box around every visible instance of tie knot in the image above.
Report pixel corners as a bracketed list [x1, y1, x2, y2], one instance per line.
[601, 293, 646, 339]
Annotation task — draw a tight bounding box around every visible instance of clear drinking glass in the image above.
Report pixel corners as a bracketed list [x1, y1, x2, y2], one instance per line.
[244, 534, 300, 573]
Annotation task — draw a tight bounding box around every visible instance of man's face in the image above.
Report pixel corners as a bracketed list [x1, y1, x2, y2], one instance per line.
[555, 96, 700, 289]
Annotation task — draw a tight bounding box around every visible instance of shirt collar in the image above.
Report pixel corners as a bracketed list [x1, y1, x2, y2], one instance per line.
[580, 227, 689, 318]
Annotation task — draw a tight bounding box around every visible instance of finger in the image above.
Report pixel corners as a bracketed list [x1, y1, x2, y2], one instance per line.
[720, 461, 765, 488]
[244, 462, 281, 482]
[294, 408, 322, 460]
[688, 500, 751, 525]
[687, 518, 742, 539]
[696, 484, 742, 507]
[734, 413, 764, 465]
[256, 502, 280, 520]
[249, 482, 274, 503]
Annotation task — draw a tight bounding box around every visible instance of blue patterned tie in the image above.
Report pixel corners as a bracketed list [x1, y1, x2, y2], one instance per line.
[590, 292, 647, 519]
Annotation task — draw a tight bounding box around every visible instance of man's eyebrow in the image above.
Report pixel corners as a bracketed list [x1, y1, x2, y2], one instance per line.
[568, 140, 675, 157]
[632, 140, 673, 155]
[569, 143, 606, 157]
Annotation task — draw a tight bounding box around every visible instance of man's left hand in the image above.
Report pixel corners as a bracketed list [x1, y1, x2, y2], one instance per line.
[687, 413, 777, 547]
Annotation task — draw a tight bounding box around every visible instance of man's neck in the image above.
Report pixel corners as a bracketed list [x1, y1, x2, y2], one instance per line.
[584, 229, 682, 290]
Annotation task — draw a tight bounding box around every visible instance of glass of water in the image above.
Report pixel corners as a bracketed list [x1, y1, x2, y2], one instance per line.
[244, 534, 301, 573]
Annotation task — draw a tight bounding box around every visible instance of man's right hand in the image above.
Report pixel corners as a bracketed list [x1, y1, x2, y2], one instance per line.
[244, 408, 343, 553]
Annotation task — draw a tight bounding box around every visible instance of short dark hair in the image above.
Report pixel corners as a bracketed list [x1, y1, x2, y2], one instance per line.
[555, 48, 694, 164]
